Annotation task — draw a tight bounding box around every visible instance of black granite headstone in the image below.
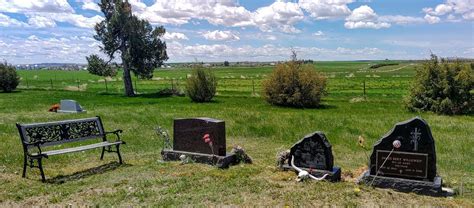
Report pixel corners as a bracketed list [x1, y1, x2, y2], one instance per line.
[283, 132, 341, 181]
[359, 117, 444, 196]
[173, 118, 226, 156]
[161, 118, 238, 168]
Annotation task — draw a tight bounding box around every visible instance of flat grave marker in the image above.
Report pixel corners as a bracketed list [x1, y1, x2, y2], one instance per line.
[57, 99, 86, 113]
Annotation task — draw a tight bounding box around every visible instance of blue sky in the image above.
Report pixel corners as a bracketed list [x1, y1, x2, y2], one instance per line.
[0, 0, 473, 64]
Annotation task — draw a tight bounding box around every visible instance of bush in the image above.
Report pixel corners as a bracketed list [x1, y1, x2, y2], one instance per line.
[263, 61, 327, 108]
[186, 65, 217, 102]
[370, 62, 399, 69]
[0, 62, 19, 92]
[404, 54, 473, 115]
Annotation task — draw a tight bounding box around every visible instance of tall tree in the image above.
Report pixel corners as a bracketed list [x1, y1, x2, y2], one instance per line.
[87, 0, 168, 96]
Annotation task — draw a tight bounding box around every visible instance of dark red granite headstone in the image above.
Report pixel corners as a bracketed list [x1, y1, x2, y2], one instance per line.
[173, 118, 226, 156]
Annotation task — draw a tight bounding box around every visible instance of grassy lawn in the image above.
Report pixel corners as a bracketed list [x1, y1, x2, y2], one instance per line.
[0, 62, 473, 206]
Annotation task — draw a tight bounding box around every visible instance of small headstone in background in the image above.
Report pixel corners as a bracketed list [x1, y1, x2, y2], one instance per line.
[281, 131, 341, 182]
[358, 117, 445, 196]
[57, 100, 86, 113]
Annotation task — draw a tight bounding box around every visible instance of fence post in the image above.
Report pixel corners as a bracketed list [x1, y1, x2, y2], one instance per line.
[77, 79, 80, 91]
[26, 77, 29, 89]
[50, 79, 53, 89]
[105, 78, 108, 93]
[363, 80, 366, 97]
[252, 79, 255, 96]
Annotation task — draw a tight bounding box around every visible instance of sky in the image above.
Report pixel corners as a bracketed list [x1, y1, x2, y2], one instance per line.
[0, 0, 473, 64]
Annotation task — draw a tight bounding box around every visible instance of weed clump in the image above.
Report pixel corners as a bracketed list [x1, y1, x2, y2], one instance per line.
[404, 54, 473, 115]
[186, 65, 217, 102]
[0, 62, 19, 92]
[263, 60, 327, 108]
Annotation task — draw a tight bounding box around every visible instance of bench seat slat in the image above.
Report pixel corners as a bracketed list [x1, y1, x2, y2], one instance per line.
[32, 141, 123, 156]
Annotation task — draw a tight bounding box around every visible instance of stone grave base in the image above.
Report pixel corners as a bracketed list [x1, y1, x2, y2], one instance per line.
[57, 110, 86, 113]
[358, 170, 444, 196]
[282, 165, 341, 182]
[161, 149, 238, 169]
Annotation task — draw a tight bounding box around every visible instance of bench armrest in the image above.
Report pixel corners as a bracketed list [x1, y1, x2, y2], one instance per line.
[105, 130, 124, 142]
[23, 141, 48, 158]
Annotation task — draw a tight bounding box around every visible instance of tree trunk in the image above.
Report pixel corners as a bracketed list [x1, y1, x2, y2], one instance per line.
[122, 60, 135, 97]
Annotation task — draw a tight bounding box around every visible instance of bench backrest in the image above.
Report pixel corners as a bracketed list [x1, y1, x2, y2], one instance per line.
[17, 117, 105, 149]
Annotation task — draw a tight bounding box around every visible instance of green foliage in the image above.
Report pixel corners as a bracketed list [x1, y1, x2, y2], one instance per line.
[186, 65, 217, 102]
[263, 61, 327, 108]
[370, 62, 399, 69]
[405, 54, 474, 115]
[86, 54, 117, 77]
[89, 0, 168, 96]
[0, 62, 19, 92]
[224, 61, 230, 67]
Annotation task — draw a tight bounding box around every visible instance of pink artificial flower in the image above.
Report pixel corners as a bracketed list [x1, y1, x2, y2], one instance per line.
[202, 134, 212, 145]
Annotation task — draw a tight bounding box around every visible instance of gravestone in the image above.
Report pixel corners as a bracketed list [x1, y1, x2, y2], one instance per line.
[161, 118, 238, 168]
[282, 131, 341, 182]
[358, 117, 444, 196]
[57, 100, 86, 113]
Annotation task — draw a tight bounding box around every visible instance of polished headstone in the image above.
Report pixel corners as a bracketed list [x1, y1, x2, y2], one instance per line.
[173, 118, 226, 156]
[359, 117, 444, 196]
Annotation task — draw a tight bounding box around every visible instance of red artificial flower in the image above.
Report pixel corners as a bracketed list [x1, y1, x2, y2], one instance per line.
[202, 134, 212, 145]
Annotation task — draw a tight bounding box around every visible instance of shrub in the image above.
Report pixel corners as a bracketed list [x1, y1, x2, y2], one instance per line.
[186, 65, 217, 102]
[263, 61, 327, 108]
[370, 62, 399, 69]
[404, 54, 473, 115]
[0, 62, 19, 92]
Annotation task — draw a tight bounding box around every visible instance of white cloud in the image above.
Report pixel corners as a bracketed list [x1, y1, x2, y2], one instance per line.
[166, 42, 388, 62]
[299, 0, 353, 20]
[27, 15, 56, 28]
[0, 34, 102, 64]
[202, 30, 240, 41]
[0, 13, 27, 27]
[423, 0, 474, 22]
[345, 6, 426, 29]
[424, 14, 441, 24]
[313, 31, 324, 36]
[133, 0, 253, 27]
[81, 0, 101, 12]
[0, 0, 74, 13]
[378, 15, 425, 24]
[462, 11, 474, 20]
[253, 1, 304, 33]
[131, 0, 303, 33]
[30, 13, 103, 28]
[163, 32, 189, 41]
[344, 5, 391, 29]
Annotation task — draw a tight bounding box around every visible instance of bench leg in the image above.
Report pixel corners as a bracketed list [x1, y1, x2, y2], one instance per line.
[38, 158, 45, 182]
[22, 155, 27, 178]
[116, 144, 123, 164]
[100, 147, 105, 160]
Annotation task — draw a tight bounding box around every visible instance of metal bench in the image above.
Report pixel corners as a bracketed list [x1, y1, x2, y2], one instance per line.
[16, 116, 125, 182]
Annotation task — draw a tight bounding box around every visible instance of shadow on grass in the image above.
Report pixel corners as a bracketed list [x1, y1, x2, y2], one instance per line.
[136, 92, 184, 99]
[269, 103, 337, 110]
[45, 162, 131, 184]
[0, 90, 22, 94]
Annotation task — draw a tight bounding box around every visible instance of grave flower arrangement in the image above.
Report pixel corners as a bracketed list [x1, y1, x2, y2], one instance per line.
[202, 133, 214, 156]
[48, 103, 60, 112]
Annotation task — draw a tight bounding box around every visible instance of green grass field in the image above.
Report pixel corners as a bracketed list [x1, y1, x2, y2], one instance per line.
[0, 61, 473, 206]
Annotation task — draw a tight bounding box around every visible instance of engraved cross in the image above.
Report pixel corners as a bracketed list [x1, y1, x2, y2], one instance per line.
[410, 128, 421, 151]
